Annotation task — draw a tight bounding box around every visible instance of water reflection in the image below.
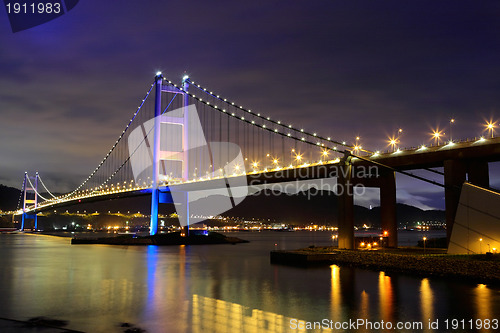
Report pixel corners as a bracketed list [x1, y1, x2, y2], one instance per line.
[191, 294, 332, 333]
[475, 284, 492, 327]
[420, 278, 434, 332]
[0, 233, 499, 333]
[329, 265, 341, 322]
[378, 271, 394, 323]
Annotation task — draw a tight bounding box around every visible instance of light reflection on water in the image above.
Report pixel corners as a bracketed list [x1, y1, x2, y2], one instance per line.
[0, 232, 498, 332]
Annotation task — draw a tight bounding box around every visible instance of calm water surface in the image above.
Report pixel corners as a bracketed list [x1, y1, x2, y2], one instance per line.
[0, 231, 498, 332]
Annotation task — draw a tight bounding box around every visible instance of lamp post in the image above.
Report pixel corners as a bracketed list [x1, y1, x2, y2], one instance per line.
[398, 128, 403, 150]
[389, 138, 397, 152]
[450, 119, 455, 142]
[332, 234, 338, 247]
[295, 153, 302, 167]
[479, 238, 483, 254]
[432, 131, 442, 146]
[486, 122, 495, 138]
[423, 236, 427, 254]
[321, 149, 329, 162]
[354, 136, 360, 153]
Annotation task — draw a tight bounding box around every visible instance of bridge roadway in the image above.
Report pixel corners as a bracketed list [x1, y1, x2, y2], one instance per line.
[23, 136, 500, 249]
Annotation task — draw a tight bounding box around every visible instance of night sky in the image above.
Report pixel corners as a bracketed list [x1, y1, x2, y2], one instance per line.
[1, 1, 500, 210]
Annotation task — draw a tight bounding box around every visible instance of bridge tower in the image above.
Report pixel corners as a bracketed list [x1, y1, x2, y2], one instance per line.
[149, 74, 191, 236]
[21, 172, 38, 231]
[150, 73, 162, 236]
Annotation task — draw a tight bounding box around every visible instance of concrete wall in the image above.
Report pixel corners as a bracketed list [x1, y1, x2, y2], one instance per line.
[448, 182, 500, 254]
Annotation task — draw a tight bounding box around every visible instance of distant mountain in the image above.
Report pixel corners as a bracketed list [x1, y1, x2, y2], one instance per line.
[196, 189, 445, 227]
[0, 184, 20, 211]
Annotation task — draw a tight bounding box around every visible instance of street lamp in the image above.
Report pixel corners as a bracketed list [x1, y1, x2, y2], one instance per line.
[432, 130, 443, 146]
[321, 149, 329, 161]
[479, 238, 483, 254]
[388, 137, 398, 152]
[332, 234, 338, 247]
[423, 236, 427, 254]
[450, 118, 455, 142]
[486, 121, 496, 138]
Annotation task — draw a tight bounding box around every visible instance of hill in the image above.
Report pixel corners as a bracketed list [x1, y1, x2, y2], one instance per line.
[218, 189, 444, 227]
[0, 184, 20, 211]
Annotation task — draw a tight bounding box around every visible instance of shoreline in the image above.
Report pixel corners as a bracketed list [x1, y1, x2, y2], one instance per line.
[9, 231, 249, 246]
[271, 247, 500, 285]
[70, 231, 249, 246]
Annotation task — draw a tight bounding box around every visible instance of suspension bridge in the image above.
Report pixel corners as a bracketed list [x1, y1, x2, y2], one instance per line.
[13, 73, 500, 249]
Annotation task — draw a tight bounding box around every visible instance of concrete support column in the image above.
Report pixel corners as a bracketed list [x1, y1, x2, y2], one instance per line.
[444, 159, 467, 243]
[467, 160, 489, 188]
[380, 170, 397, 247]
[338, 163, 354, 249]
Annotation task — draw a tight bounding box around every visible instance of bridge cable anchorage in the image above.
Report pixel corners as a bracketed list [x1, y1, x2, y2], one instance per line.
[65, 80, 156, 198]
[37, 174, 58, 199]
[176, 77, 373, 154]
[349, 152, 448, 189]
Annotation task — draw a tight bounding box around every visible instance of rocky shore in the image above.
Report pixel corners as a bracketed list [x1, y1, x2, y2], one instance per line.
[271, 246, 500, 285]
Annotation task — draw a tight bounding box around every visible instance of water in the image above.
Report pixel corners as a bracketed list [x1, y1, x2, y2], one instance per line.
[0, 231, 498, 332]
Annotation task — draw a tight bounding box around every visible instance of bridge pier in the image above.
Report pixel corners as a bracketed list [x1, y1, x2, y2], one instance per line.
[444, 159, 490, 243]
[338, 161, 354, 249]
[467, 159, 489, 188]
[380, 170, 397, 247]
[444, 159, 467, 243]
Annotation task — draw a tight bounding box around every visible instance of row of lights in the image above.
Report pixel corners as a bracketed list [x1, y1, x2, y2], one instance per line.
[29, 147, 344, 209]
[173, 76, 500, 158]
